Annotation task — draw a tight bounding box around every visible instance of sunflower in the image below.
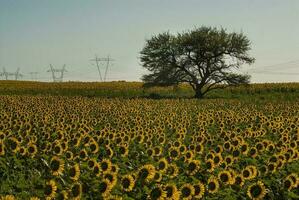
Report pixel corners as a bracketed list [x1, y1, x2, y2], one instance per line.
[167, 163, 179, 179]
[138, 164, 156, 182]
[218, 170, 234, 185]
[169, 147, 180, 160]
[266, 143, 275, 152]
[215, 145, 223, 154]
[150, 185, 167, 200]
[207, 176, 220, 194]
[106, 146, 114, 158]
[205, 159, 215, 173]
[180, 183, 194, 200]
[223, 141, 231, 151]
[53, 143, 63, 155]
[69, 163, 80, 181]
[224, 155, 234, 166]
[7, 137, 19, 153]
[247, 165, 258, 179]
[118, 144, 129, 157]
[147, 148, 154, 157]
[242, 168, 252, 180]
[165, 184, 180, 200]
[153, 171, 163, 182]
[88, 140, 99, 154]
[100, 159, 112, 173]
[103, 171, 117, 188]
[27, 143, 38, 157]
[87, 158, 97, 170]
[79, 149, 88, 161]
[186, 159, 200, 175]
[157, 158, 168, 173]
[56, 190, 69, 200]
[247, 181, 266, 200]
[234, 175, 245, 187]
[195, 143, 204, 154]
[249, 147, 258, 158]
[193, 181, 205, 199]
[213, 154, 223, 166]
[50, 156, 65, 176]
[286, 173, 298, 188]
[267, 162, 277, 173]
[44, 180, 57, 199]
[93, 163, 101, 177]
[19, 147, 27, 156]
[284, 173, 298, 191]
[0, 140, 5, 156]
[1, 195, 16, 200]
[283, 177, 294, 191]
[121, 174, 135, 192]
[71, 182, 82, 200]
[110, 164, 119, 174]
[153, 146, 163, 156]
[98, 179, 112, 197]
[240, 143, 249, 154]
[184, 150, 194, 161]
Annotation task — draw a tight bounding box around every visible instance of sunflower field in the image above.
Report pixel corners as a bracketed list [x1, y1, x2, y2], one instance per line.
[0, 82, 299, 200]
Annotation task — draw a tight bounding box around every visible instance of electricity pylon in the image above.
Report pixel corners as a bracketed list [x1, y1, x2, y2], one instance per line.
[90, 55, 115, 82]
[14, 68, 23, 80]
[2, 68, 23, 80]
[47, 64, 67, 82]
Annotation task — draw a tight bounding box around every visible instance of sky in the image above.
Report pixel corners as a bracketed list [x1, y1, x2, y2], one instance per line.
[0, 0, 299, 82]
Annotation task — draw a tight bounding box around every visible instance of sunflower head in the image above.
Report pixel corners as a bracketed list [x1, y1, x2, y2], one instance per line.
[138, 164, 156, 182]
[207, 176, 219, 194]
[247, 181, 266, 200]
[98, 179, 112, 197]
[157, 158, 168, 172]
[193, 181, 205, 199]
[121, 174, 135, 192]
[187, 160, 200, 175]
[69, 163, 80, 181]
[100, 159, 112, 173]
[218, 170, 233, 185]
[44, 180, 57, 199]
[150, 186, 167, 200]
[71, 182, 82, 199]
[50, 156, 65, 176]
[165, 184, 180, 200]
[180, 183, 194, 200]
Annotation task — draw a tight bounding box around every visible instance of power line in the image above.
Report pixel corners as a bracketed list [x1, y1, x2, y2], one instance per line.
[249, 59, 299, 70]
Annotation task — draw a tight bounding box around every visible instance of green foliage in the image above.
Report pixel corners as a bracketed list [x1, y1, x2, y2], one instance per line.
[140, 26, 255, 98]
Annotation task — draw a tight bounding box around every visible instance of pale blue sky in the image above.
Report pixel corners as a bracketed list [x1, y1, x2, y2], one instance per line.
[0, 0, 299, 82]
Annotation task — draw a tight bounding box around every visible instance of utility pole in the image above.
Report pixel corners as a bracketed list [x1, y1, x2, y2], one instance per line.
[90, 55, 115, 81]
[47, 64, 67, 82]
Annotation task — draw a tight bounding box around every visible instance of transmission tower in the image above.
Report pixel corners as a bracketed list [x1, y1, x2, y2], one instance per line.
[29, 72, 39, 81]
[2, 68, 23, 80]
[14, 68, 23, 80]
[90, 55, 115, 81]
[47, 64, 67, 82]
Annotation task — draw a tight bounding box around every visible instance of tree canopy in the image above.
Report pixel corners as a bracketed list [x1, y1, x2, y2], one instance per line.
[140, 26, 255, 98]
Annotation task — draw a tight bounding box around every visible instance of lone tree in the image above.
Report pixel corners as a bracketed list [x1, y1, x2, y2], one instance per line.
[140, 26, 255, 98]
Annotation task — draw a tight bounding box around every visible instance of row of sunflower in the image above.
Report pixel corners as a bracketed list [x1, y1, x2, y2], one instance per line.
[0, 95, 299, 199]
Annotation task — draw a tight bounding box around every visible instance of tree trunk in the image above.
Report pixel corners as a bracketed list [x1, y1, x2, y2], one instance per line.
[194, 87, 203, 99]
